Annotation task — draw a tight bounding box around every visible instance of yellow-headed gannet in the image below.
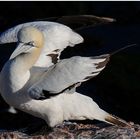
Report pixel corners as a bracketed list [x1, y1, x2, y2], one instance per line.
[0, 25, 129, 127]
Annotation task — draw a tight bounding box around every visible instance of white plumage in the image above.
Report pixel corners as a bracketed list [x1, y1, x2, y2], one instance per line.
[0, 22, 129, 127]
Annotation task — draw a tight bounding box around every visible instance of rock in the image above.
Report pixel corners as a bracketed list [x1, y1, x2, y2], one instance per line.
[0, 122, 139, 139]
[0, 131, 28, 139]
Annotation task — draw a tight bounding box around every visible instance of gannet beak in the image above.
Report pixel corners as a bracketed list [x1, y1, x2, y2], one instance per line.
[10, 43, 31, 59]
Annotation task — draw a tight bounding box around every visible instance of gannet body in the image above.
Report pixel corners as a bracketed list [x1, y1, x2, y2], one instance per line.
[0, 25, 129, 127]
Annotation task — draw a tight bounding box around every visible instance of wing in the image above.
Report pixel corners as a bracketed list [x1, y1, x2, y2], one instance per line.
[0, 21, 83, 67]
[28, 54, 110, 100]
[35, 15, 115, 31]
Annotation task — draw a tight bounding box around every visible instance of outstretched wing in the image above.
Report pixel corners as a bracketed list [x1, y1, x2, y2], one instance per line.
[0, 21, 83, 67]
[35, 15, 115, 31]
[28, 54, 110, 100]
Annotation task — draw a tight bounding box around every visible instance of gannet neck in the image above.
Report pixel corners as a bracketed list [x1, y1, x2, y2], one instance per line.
[0, 27, 45, 101]
[13, 51, 40, 74]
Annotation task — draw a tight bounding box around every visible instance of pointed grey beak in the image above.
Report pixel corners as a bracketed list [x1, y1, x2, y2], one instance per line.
[10, 43, 31, 59]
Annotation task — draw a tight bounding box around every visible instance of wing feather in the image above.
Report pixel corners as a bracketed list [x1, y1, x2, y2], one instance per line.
[28, 54, 110, 100]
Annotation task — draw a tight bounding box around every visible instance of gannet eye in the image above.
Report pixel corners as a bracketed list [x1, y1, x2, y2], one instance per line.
[25, 41, 35, 47]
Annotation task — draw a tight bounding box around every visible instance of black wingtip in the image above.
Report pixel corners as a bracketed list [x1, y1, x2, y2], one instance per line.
[42, 90, 61, 99]
[105, 114, 131, 127]
[92, 54, 110, 69]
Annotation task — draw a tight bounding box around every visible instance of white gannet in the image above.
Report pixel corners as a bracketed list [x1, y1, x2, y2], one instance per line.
[0, 25, 129, 127]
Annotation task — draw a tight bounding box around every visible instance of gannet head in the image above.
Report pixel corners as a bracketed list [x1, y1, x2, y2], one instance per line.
[10, 26, 44, 59]
[18, 26, 44, 47]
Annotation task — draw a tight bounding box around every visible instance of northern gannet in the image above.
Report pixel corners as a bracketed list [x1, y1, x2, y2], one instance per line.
[0, 25, 129, 127]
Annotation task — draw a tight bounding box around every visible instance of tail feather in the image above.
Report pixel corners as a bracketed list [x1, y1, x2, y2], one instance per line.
[105, 114, 131, 127]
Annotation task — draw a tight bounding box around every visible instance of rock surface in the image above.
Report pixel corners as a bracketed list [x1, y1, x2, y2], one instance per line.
[0, 122, 140, 139]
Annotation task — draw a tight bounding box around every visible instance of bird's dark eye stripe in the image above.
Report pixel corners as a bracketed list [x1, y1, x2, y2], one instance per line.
[25, 41, 34, 46]
[19, 41, 35, 46]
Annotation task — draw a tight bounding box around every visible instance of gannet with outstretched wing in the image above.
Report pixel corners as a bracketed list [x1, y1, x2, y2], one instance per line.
[0, 25, 129, 127]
